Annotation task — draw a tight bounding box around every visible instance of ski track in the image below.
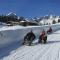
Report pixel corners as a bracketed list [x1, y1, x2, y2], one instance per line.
[1, 30, 60, 60]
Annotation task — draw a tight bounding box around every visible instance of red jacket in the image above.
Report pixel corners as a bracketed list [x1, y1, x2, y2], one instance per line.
[40, 31, 45, 39]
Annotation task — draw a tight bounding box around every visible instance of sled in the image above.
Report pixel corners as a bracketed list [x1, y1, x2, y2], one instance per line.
[47, 27, 52, 34]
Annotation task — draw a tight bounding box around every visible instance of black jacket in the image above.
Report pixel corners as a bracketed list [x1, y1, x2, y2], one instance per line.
[24, 32, 36, 41]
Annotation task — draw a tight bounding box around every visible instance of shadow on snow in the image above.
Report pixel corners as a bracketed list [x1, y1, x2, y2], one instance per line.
[0, 41, 23, 59]
[0, 39, 60, 59]
[47, 40, 60, 44]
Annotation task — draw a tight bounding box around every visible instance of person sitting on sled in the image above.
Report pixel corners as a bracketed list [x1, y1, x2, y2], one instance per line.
[47, 27, 52, 33]
[23, 30, 36, 46]
[38, 29, 47, 44]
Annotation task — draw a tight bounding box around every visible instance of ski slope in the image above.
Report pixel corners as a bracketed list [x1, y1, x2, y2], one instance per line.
[1, 30, 60, 60]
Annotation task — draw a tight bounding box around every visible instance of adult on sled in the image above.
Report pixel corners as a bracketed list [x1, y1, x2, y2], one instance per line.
[23, 30, 36, 46]
[47, 27, 52, 34]
[38, 29, 47, 44]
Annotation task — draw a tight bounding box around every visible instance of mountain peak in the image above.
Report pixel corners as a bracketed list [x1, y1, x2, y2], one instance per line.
[7, 12, 16, 16]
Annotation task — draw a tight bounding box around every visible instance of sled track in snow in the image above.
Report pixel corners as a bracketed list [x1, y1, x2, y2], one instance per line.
[34, 44, 53, 60]
[1, 30, 60, 60]
[17, 45, 50, 60]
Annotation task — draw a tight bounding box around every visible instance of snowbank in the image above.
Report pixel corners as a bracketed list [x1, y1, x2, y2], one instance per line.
[0, 24, 60, 48]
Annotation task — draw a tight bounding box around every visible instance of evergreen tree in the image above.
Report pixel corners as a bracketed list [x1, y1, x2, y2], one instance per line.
[52, 20, 56, 24]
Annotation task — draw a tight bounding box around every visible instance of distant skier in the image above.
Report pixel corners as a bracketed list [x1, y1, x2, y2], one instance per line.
[38, 29, 47, 44]
[47, 27, 52, 34]
[23, 30, 36, 46]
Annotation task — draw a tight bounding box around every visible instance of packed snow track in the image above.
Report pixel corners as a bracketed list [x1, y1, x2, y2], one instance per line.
[1, 30, 60, 60]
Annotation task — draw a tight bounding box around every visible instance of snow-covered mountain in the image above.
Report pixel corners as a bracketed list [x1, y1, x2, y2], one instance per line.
[25, 18, 38, 24]
[24, 15, 60, 26]
[37, 15, 60, 25]
[0, 12, 60, 26]
[7, 12, 18, 19]
[7, 12, 16, 16]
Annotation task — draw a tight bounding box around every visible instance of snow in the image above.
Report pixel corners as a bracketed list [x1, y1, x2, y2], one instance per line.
[38, 15, 60, 25]
[0, 24, 60, 60]
[0, 23, 60, 48]
[0, 30, 60, 60]
[7, 12, 16, 16]
[0, 23, 60, 49]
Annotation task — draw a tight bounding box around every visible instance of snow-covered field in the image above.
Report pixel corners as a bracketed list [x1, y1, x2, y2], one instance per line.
[0, 28, 60, 60]
[0, 23, 60, 60]
[0, 23, 60, 49]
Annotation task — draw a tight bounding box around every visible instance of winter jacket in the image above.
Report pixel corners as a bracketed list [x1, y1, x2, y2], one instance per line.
[24, 32, 36, 41]
[40, 31, 47, 40]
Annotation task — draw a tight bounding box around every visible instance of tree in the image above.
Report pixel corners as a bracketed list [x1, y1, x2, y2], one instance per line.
[58, 19, 60, 23]
[46, 23, 48, 25]
[20, 16, 25, 21]
[52, 20, 56, 24]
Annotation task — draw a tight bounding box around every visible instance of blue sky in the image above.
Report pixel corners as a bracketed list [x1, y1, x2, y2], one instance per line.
[0, 0, 60, 18]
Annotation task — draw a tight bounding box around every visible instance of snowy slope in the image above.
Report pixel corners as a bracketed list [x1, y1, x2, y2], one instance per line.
[0, 30, 60, 60]
[0, 23, 60, 48]
[0, 23, 59, 49]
